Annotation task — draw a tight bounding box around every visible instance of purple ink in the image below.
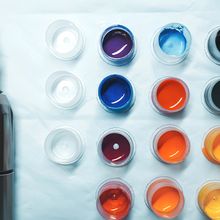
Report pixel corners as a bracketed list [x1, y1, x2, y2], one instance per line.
[100, 25, 136, 66]
[103, 29, 133, 58]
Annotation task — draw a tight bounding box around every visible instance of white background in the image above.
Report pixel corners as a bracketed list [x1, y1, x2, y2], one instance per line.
[0, 0, 220, 219]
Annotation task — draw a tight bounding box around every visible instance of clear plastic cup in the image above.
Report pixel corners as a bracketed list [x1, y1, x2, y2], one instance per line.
[203, 77, 220, 114]
[46, 20, 84, 60]
[99, 25, 136, 66]
[197, 181, 220, 219]
[152, 23, 191, 65]
[97, 128, 135, 167]
[152, 125, 190, 164]
[145, 177, 185, 219]
[46, 71, 85, 109]
[202, 126, 220, 164]
[205, 26, 220, 65]
[151, 77, 190, 114]
[44, 127, 84, 165]
[96, 178, 133, 220]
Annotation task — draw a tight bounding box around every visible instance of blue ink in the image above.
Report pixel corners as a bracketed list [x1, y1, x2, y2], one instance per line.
[98, 75, 134, 113]
[159, 28, 187, 56]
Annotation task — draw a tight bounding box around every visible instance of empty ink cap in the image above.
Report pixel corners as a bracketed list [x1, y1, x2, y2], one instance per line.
[98, 128, 135, 167]
[153, 23, 191, 65]
[46, 20, 84, 60]
[205, 26, 220, 65]
[152, 126, 190, 164]
[151, 77, 189, 114]
[98, 74, 135, 113]
[145, 177, 184, 219]
[46, 71, 85, 109]
[96, 178, 133, 220]
[45, 127, 84, 165]
[198, 181, 220, 219]
[202, 127, 220, 164]
[99, 25, 136, 66]
[203, 77, 220, 114]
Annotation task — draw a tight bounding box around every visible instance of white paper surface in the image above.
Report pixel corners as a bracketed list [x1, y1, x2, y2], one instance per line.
[0, 0, 220, 219]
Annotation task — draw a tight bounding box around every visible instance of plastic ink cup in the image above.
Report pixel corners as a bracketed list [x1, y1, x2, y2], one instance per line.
[96, 178, 133, 220]
[145, 177, 184, 219]
[98, 74, 135, 113]
[152, 126, 190, 164]
[46, 20, 84, 60]
[202, 127, 220, 164]
[198, 181, 220, 219]
[99, 25, 136, 66]
[151, 77, 189, 114]
[203, 78, 220, 114]
[44, 127, 84, 165]
[205, 26, 220, 65]
[153, 23, 191, 65]
[46, 71, 85, 109]
[98, 128, 135, 167]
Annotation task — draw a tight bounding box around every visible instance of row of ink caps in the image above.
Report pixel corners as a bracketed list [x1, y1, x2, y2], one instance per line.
[95, 177, 220, 220]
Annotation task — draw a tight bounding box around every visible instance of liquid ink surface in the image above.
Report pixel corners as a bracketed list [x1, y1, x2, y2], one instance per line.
[198, 183, 220, 220]
[103, 29, 133, 58]
[211, 81, 220, 109]
[100, 77, 132, 108]
[99, 188, 131, 219]
[204, 189, 220, 219]
[203, 128, 220, 163]
[156, 79, 187, 111]
[157, 130, 187, 163]
[216, 31, 220, 52]
[159, 28, 186, 56]
[152, 187, 180, 215]
[101, 133, 131, 163]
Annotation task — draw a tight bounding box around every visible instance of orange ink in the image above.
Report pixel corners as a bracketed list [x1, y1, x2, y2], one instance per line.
[146, 177, 184, 219]
[97, 179, 133, 220]
[154, 127, 190, 164]
[198, 181, 220, 219]
[203, 127, 220, 164]
[152, 78, 189, 113]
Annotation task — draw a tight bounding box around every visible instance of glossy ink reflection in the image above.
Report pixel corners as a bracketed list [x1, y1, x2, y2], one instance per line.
[152, 77, 189, 114]
[145, 177, 184, 219]
[98, 75, 135, 113]
[103, 29, 133, 58]
[96, 179, 133, 220]
[102, 133, 131, 163]
[100, 25, 136, 65]
[153, 126, 190, 164]
[98, 129, 135, 166]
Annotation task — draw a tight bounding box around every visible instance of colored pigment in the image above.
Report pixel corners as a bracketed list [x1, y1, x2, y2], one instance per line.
[198, 183, 220, 219]
[99, 188, 131, 219]
[98, 75, 133, 112]
[211, 81, 220, 109]
[159, 28, 186, 56]
[203, 128, 220, 164]
[152, 186, 180, 216]
[156, 79, 187, 112]
[101, 133, 131, 164]
[216, 31, 220, 52]
[103, 29, 133, 58]
[157, 130, 188, 163]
